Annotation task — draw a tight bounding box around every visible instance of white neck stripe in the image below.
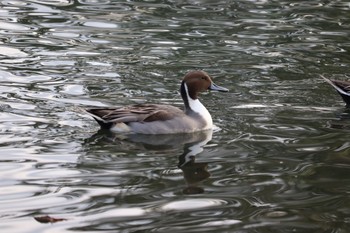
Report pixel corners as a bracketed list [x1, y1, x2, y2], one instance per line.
[184, 83, 213, 127]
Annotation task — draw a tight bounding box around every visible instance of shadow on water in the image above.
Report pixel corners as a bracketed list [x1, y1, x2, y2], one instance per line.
[84, 129, 214, 194]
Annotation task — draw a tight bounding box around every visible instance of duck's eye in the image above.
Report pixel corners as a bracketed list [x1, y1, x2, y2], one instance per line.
[201, 76, 206, 80]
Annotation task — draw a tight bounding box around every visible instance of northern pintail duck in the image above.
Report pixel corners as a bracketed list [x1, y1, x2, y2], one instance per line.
[322, 76, 350, 107]
[86, 70, 228, 134]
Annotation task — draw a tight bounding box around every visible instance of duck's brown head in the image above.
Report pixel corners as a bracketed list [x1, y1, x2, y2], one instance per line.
[181, 70, 228, 100]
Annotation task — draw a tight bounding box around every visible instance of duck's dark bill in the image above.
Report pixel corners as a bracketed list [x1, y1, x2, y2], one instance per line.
[209, 82, 229, 92]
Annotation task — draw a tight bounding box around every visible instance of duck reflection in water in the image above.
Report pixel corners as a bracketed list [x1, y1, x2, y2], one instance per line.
[327, 108, 350, 130]
[85, 129, 213, 194]
[177, 130, 212, 194]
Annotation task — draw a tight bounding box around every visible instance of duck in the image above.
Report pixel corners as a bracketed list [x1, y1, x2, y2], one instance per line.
[86, 70, 229, 134]
[322, 75, 350, 107]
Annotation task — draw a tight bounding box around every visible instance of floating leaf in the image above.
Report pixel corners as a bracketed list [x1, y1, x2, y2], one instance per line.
[34, 215, 67, 224]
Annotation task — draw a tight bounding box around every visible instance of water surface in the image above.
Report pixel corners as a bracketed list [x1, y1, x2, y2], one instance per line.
[0, 0, 350, 232]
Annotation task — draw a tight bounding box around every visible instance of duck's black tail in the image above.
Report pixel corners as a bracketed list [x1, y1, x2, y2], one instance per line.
[322, 76, 350, 107]
[85, 109, 114, 129]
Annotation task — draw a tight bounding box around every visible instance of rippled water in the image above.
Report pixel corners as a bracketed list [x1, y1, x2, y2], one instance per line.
[0, 0, 350, 232]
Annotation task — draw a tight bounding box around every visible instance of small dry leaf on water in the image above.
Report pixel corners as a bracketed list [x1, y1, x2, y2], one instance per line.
[34, 215, 67, 223]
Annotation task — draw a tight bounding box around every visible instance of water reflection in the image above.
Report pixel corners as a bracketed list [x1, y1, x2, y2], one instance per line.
[328, 108, 350, 130]
[85, 129, 213, 194]
[177, 130, 212, 194]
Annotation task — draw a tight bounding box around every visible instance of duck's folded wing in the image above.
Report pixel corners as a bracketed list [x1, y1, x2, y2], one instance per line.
[86, 105, 180, 126]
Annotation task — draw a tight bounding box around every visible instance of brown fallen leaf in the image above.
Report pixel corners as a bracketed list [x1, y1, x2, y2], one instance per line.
[34, 215, 67, 223]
